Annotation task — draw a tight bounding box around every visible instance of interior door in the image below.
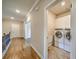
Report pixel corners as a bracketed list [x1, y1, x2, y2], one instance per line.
[11, 23, 20, 38]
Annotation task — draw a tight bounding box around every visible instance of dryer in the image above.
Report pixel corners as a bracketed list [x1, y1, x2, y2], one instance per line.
[64, 28, 71, 52]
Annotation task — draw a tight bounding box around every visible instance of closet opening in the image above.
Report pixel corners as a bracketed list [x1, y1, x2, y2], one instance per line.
[45, 0, 72, 59]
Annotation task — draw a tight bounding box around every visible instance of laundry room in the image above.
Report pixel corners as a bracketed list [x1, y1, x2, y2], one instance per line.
[46, 0, 72, 59]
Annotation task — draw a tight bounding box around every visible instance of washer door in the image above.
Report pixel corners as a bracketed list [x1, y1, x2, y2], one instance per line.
[55, 31, 62, 38]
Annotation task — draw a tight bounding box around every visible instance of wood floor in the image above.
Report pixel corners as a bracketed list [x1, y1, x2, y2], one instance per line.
[3, 38, 70, 59]
[3, 38, 35, 59]
[48, 46, 70, 59]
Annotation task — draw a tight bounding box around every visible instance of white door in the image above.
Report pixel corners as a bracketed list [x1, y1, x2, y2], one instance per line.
[11, 23, 20, 38]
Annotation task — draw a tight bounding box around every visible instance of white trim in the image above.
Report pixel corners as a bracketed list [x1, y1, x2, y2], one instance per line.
[2, 40, 12, 58]
[43, 8, 48, 59]
[24, 0, 41, 23]
[26, 0, 41, 17]
[31, 44, 43, 59]
[45, 0, 56, 9]
[24, 0, 41, 22]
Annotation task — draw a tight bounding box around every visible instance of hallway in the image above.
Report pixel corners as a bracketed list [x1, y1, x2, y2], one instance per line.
[3, 38, 34, 59]
[2, 0, 75, 59]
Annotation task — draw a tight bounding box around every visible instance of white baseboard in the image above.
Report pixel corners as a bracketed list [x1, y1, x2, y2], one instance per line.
[2, 40, 12, 58]
[31, 44, 43, 59]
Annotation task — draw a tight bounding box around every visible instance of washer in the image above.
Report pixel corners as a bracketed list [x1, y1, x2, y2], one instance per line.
[54, 29, 64, 49]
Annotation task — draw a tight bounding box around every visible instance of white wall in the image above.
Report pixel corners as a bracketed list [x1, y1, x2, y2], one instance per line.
[55, 13, 71, 29]
[2, 19, 24, 38]
[30, 0, 45, 58]
[10, 20, 24, 38]
[2, 20, 11, 35]
[47, 11, 56, 46]
[71, 0, 76, 59]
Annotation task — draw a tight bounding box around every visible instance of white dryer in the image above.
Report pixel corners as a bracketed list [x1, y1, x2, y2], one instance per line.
[64, 29, 71, 52]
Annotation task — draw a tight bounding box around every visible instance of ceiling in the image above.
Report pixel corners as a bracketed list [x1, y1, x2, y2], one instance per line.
[49, 0, 72, 16]
[2, 0, 36, 21]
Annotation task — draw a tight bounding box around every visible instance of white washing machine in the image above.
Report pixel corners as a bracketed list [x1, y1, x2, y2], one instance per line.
[54, 29, 64, 49]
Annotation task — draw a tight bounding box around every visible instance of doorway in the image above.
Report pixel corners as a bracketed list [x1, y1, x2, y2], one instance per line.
[45, 0, 72, 59]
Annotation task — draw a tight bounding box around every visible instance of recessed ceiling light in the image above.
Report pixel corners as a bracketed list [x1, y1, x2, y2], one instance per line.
[10, 17, 14, 19]
[16, 9, 20, 13]
[61, 1, 65, 6]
